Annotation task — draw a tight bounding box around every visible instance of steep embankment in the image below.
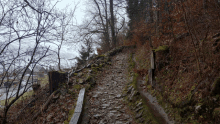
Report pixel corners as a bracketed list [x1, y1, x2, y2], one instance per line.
[128, 31, 220, 123]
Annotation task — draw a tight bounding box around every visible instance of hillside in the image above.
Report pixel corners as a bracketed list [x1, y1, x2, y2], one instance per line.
[1, 40, 219, 123]
[1, 1, 220, 123]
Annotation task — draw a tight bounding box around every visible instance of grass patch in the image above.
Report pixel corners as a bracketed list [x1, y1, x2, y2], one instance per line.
[0, 90, 34, 106]
[131, 73, 139, 90]
[154, 45, 169, 52]
[38, 75, 49, 86]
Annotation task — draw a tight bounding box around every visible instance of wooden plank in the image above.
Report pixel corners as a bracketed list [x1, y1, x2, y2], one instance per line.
[69, 88, 85, 124]
[74, 88, 85, 113]
[69, 113, 80, 124]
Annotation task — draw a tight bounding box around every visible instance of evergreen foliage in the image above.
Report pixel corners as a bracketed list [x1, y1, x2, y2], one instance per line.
[126, 0, 150, 38]
[76, 39, 93, 66]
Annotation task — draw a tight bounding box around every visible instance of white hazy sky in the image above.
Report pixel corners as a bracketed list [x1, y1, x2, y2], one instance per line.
[51, 0, 87, 68]
[1, 0, 127, 71]
[54, 0, 86, 25]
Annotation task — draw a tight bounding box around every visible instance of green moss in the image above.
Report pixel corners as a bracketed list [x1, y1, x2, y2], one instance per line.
[128, 53, 135, 72]
[74, 73, 78, 76]
[191, 85, 196, 91]
[125, 88, 160, 124]
[64, 120, 68, 124]
[145, 82, 186, 123]
[99, 64, 103, 68]
[73, 84, 81, 90]
[91, 67, 99, 73]
[86, 75, 92, 81]
[141, 99, 160, 124]
[68, 90, 76, 97]
[64, 108, 75, 124]
[145, 75, 149, 83]
[154, 45, 169, 52]
[0, 90, 34, 106]
[58, 71, 66, 73]
[85, 84, 91, 90]
[131, 73, 138, 90]
[78, 79, 84, 84]
[38, 75, 49, 86]
[98, 55, 106, 57]
[104, 57, 110, 62]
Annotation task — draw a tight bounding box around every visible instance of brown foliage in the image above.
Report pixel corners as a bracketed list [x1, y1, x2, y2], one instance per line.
[130, 0, 220, 123]
[97, 48, 103, 55]
[129, 20, 154, 48]
[134, 68, 148, 77]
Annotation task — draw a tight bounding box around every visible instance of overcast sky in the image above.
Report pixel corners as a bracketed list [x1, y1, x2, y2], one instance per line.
[54, 0, 86, 24]
[50, 0, 87, 68]
[0, 0, 128, 71]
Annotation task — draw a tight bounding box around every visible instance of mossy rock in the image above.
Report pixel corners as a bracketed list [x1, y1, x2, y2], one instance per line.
[211, 77, 220, 96]
[154, 45, 169, 52]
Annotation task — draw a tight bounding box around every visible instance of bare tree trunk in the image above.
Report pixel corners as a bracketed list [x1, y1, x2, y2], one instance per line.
[153, 0, 160, 36]
[104, 0, 110, 51]
[93, 0, 111, 51]
[110, 0, 116, 48]
[58, 47, 61, 71]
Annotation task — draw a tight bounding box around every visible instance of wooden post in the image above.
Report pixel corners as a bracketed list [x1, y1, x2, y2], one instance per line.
[151, 51, 155, 69]
[149, 50, 156, 87]
[48, 71, 68, 94]
[48, 71, 60, 95]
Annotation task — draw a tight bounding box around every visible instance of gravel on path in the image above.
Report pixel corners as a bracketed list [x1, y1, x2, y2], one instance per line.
[83, 52, 136, 124]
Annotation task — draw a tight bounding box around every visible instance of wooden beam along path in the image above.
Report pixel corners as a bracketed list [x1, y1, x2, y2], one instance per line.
[69, 88, 85, 124]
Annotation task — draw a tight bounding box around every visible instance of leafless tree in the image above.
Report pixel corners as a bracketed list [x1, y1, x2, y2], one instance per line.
[81, 0, 126, 52]
[0, 0, 60, 123]
[49, 6, 77, 71]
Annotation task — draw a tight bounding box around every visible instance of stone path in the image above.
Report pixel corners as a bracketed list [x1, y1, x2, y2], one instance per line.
[85, 52, 136, 124]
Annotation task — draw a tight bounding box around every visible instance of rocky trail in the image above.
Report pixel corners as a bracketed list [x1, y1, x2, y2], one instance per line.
[81, 51, 136, 124]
